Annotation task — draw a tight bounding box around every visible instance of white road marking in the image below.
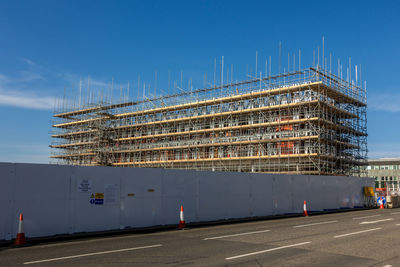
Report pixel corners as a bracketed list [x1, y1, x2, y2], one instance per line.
[37, 235, 139, 248]
[24, 244, 163, 265]
[204, 229, 271, 240]
[359, 218, 393, 224]
[334, 228, 382, 238]
[352, 215, 381, 220]
[396, 224, 400, 226]
[225, 242, 311, 260]
[390, 212, 400, 215]
[293, 220, 338, 228]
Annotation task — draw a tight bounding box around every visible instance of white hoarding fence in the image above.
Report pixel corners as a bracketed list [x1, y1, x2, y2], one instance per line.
[0, 163, 374, 241]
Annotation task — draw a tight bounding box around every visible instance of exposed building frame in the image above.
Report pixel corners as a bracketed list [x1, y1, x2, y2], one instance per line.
[51, 67, 368, 176]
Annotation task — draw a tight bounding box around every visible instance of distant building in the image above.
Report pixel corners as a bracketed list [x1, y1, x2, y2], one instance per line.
[367, 158, 400, 190]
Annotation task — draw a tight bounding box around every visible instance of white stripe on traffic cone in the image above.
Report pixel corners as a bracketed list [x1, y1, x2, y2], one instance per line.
[303, 201, 308, 217]
[15, 213, 26, 246]
[179, 206, 185, 229]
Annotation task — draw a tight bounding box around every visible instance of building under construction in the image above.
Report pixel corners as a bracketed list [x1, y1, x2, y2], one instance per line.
[50, 66, 367, 176]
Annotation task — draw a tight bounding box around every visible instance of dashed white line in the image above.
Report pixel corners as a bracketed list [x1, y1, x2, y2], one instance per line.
[359, 218, 393, 225]
[390, 211, 400, 215]
[293, 220, 338, 228]
[225, 242, 311, 260]
[334, 228, 382, 238]
[24, 244, 163, 265]
[352, 214, 381, 220]
[204, 229, 271, 240]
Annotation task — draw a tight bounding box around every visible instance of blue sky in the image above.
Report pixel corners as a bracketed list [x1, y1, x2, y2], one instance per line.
[0, 0, 399, 163]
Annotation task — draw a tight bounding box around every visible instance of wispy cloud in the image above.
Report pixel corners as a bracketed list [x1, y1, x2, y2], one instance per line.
[0, 57, 131, 111]
[0, 89, 55, 110]
[368, 142, 400, 159]
[369, 151, 400, 159]
[0, 62, 53, 110]
[0, 73, 9, 84]
[18, 70, 44, 83]
[57, 72, 114, 89]
[0, 71, 55, 110]
[0, 143, 49, 163]
[369, 93, 400, 112]
[19, 57, 36, 66]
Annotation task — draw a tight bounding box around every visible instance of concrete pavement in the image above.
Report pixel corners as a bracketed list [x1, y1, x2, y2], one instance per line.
[1, 208, 400, 266]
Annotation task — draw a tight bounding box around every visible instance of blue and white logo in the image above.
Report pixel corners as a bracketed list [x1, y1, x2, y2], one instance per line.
[377, 196, 386, 205]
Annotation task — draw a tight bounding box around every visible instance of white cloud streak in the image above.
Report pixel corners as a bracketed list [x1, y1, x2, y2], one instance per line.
[0, 65, 115, 111]
[19, 57, 36, 66]
[368, 143, 400, 159]
[0, 73, 9, 84]
[0, 66, 54, 110]
[18, 70, 44, 83]
[369, 93, 400, 112]
[368, 151, 400, 159]
[1, 57, 133, 112]
[0, 143, 50, 163]
[0, 88, 55, 110]
[57, 72, 117, 89]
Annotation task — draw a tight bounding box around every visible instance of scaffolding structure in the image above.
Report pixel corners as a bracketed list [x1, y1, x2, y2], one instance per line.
[50, 67, 367, 176]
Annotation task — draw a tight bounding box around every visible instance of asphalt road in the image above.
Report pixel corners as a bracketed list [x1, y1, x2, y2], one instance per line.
[1, 208, 400, 266]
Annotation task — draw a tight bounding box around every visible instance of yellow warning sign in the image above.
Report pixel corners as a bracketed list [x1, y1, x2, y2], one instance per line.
[89, 192, 104, 205]
[363, 186, 374, 197]
[95, 193, 104, 199]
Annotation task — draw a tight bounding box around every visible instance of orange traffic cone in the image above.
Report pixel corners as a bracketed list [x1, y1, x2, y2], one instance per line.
[15, 213, 26, 246]
[178, 206, 185, 229]
[379, 199, 384, 209]
[303, 200, 308, 217]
